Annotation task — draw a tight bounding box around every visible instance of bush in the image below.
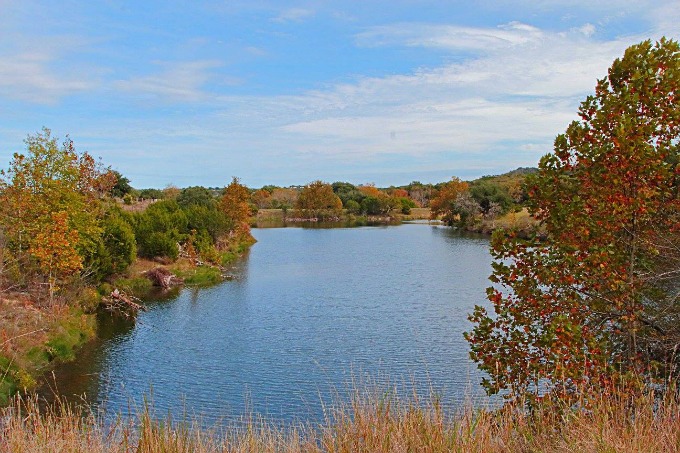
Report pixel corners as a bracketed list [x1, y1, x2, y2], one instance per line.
[145, 232, 179, 261]
[77, 287, 101, 314]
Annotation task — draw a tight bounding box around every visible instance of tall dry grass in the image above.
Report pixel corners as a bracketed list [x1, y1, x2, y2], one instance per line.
[2, 385, 679, 452]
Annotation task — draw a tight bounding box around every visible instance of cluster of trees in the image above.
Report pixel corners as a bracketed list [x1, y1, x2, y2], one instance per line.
[429, 169, 535, 227]
[0, 129, 252, 303]
[122, 179, 254, 265]
[467, 38, 680, 399]
[248, 173, 531, 224]
[249, 180, 418, 219]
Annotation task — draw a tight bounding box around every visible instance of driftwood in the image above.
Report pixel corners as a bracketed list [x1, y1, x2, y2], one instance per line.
[144, 267, 184, 289]
[102, 288, 146, 316]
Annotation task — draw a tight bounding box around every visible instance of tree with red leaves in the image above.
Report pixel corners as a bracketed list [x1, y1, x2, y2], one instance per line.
[466, 38, 680, 400]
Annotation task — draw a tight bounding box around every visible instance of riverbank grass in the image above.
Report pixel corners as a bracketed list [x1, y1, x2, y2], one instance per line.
[3, 385, 679, 452]
[0, 299, 96, 405]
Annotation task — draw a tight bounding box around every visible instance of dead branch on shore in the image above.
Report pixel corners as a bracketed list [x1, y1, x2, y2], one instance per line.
[144, 267, 184, 289]
[102, 288, 146, 317]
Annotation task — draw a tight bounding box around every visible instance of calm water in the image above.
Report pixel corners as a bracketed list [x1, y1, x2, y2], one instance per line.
[45, 224, 493, 423]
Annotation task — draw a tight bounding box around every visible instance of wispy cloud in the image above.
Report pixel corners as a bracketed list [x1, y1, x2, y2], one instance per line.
[272, 8, 315, 23]
[356, 22, 544, 51]
[0, 33, 99, 104]
[254, 22, 646, 167]
[114, 60, 228, 102]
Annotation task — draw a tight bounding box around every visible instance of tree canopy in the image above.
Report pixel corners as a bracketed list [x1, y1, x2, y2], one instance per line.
[0, 128, 116, 298]
[466, 38, 680, 399]
[296, 181, 343, 219]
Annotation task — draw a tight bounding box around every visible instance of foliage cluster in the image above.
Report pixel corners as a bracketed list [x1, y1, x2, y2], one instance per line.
[0, 132, 254, 303]
[467, 38, 680, 400]
[429, 169, 533, 228]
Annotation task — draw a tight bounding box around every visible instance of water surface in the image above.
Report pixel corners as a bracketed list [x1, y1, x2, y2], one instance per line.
[46, 224, 493, 423]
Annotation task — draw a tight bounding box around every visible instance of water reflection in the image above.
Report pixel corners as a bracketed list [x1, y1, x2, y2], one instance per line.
[41, 224, 494, 424]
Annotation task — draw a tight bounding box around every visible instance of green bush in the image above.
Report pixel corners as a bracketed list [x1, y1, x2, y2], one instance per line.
[102, 213, 137, 274]
[145, 232, 179, 260]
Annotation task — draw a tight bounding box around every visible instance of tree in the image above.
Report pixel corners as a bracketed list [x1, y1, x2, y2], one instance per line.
[296, 181, 343, 220]
[429, 177, 470, 225]
[332, 181, 365, 207]
[251, 189, 272, 209]
[110, 170, 133, 198]
[358, 185, 398, 215]
[0, 128, 115, 297]
[406, 181, 433, 207]
[269, 188, 298, 211]
[138, 188, 164, 200]
[469, 181, 513, 215]
[177, 186, 216, 209]
[466, 39, 680, 400]
[133, 200, 187, 260]
[219, 177, 253, 241]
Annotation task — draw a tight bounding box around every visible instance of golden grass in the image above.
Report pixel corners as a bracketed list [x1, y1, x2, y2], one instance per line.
[2, 385, 680, 452]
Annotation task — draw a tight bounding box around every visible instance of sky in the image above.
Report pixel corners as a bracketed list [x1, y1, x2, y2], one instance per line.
[0, 1, 678, 188]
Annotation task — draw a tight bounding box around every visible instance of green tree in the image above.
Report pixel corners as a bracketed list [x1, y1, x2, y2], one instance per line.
[177, 186, 216, 209]
[332, 181, 365, 207]
[138, 188, 164, 200]
[466, 39, 680, 400]
[469, 181, 513, 215]
[133, 200, 187, 260]
[110, 170, 133, 198]
[100, 209, 137, 275]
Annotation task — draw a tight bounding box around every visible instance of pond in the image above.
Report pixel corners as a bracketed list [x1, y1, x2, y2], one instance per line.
[44, 223, 494, 424]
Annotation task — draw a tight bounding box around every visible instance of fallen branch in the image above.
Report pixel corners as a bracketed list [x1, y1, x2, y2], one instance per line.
[102, 288, 146, 317]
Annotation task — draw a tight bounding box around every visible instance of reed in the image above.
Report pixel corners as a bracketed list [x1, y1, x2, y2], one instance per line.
[2, 384, 679, 452]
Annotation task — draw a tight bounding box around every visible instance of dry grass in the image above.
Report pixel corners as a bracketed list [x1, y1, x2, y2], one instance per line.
[2, 385, 680, 452]
[0, 298, 96, 402]
[399, 208, 432, 221]
[476, 208, 536, 233]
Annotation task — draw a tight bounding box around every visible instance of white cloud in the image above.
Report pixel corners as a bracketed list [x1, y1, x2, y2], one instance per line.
[114, 60, 226, 102]
[0, 33, 98, 103]
[575, 23, 596, 37]
[0, 52, 94, 103]
[272, 8, 315, 23]
[356, 21, 543, 51]
[248, 21, 650, 167]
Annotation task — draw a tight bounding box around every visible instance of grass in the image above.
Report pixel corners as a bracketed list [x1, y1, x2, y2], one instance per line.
[0, 298, 96, 405]
[2, 385, 679, 452]
[398, 207, 432, 221]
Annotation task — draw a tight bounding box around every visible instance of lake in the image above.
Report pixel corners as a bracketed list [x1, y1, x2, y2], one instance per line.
[44, 223, 494, 424]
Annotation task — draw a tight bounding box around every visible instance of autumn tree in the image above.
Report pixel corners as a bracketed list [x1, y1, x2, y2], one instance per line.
[0, 128, 116, 298]
[429, 177, 470, 225]
[269, 187, 298, 211]
[466, 38, 680, 400]
[296, 180, 343, 220]
[219, 177, 253, 242]
[251, 189, 272, 209]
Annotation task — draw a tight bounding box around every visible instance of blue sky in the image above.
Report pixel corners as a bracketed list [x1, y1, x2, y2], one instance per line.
[0, 1, 678, 188]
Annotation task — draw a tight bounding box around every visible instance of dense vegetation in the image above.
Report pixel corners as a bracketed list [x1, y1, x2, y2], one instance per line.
[467, 38, 680, 401]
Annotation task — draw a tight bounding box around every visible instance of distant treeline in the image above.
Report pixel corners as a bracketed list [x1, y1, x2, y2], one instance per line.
[119, 167, 537, 224]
